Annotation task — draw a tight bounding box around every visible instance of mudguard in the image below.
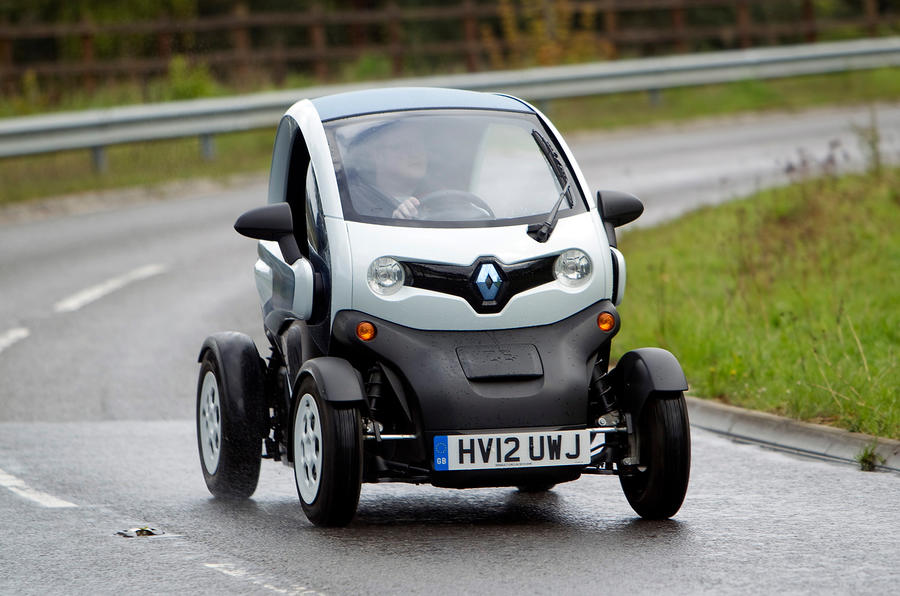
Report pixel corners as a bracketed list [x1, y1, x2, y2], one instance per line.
[611, 347, 688, 420]
[296, 356, 367, 405]
[197, 332, 267, 439]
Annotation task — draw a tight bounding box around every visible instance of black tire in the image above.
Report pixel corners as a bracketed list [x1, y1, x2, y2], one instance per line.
[196, 341, 265, 499]
[292, 376, 362, 527]
[516, 483, 556, 493]
[619, 392, 691, 519]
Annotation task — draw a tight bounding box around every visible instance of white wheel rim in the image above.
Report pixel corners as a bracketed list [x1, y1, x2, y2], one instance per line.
[199, 371, 222, 474]
[294, 393, 323, 504]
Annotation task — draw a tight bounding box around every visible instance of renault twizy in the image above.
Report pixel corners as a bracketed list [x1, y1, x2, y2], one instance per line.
[196, 87, 690, 526]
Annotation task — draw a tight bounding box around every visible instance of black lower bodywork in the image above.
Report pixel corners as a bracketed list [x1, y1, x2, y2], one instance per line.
[258, 299, 687, 489]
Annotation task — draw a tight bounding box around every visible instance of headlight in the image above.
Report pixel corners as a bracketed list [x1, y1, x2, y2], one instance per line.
[554, 249, 592, 288]
[367, 257, 405, 295]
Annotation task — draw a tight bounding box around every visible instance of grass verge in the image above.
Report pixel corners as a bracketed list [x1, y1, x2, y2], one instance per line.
[612, 167, 900, 439]
[0, 129, 273, 205]
[1, 67, 899, 205]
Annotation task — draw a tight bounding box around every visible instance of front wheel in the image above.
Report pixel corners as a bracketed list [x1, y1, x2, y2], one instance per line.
[292, 377, 363, 527]
[619, 392, 691, 519]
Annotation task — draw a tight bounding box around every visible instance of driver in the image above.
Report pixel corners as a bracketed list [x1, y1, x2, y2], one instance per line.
[347, 119, 426, 219]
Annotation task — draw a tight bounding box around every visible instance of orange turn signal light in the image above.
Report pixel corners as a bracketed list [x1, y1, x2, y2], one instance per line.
[597, 312, 616, 332]
[356, 321, 377, 341]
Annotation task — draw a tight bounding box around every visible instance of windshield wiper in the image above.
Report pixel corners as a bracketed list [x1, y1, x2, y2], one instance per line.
[528, 130, 574, 243]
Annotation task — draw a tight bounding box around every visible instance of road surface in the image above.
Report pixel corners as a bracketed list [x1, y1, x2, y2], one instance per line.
[1, 104, 898, 594]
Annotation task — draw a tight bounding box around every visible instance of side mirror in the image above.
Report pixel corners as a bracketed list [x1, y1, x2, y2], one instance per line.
[596, 190, 644, 248]
[234, 202, 301, 264]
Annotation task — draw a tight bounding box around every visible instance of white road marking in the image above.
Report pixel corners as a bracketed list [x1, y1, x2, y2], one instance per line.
[53, 264, 168, 313]
[0, 467, 77, 508]
[205, 564, 323, 595]
[0, 327, 30, 354]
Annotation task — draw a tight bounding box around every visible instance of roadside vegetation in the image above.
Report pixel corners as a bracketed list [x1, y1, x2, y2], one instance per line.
[612, 161, 900, 440]
[1, 66, 898, 205]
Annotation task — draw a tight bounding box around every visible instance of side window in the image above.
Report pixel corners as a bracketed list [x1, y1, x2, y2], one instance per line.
[305, 163, 326, 255]
[268, 117, 297, 205]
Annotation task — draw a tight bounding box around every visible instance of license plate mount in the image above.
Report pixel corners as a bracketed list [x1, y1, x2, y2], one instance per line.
[433, 430, 590, 471]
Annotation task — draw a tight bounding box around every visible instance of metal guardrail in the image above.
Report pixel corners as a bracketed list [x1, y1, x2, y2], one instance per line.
[1, 36, 898, 170]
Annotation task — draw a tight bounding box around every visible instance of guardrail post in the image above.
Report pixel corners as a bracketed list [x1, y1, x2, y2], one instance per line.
[200, 134, 216, 161]
[91, 146, 107, 173]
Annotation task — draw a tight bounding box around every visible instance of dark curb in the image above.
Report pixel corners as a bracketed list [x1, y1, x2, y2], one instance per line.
[686, 396, 900, 473]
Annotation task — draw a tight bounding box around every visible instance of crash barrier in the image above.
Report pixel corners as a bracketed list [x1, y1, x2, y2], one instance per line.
[0, 36, 898, 171]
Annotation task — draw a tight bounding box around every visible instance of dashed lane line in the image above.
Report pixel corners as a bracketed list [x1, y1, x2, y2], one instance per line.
[0, 467, 77, 508]
[53, 263, 168, 313]
[0, 327, 29, 354]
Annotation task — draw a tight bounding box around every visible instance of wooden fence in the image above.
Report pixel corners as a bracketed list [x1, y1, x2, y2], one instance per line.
[0, 0, 896, 93]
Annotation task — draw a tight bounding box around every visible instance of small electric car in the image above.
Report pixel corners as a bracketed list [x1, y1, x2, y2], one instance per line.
[196, 87, 690, 527]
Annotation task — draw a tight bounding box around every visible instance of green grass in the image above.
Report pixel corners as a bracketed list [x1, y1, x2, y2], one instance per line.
[1, 67, 898, 205]
[612, 167, 900, 439]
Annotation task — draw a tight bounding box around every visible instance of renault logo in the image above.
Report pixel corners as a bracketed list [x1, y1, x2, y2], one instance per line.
[474, 263, 502, 301]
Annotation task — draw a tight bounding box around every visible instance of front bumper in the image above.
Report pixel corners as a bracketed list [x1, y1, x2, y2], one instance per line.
[332, 299, 620, 432]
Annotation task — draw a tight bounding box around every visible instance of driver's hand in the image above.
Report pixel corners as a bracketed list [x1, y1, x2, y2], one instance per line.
[392, 196, 420, 219]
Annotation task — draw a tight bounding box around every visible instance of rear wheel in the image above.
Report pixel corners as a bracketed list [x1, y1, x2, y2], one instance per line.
[196, 343, 265, 499]
[292, 377, 363, 527]
[619, 392, 690, 519]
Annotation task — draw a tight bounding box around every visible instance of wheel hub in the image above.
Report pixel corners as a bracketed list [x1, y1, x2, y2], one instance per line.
[294, 393, 323, 504]
[199, 371, 221, 474]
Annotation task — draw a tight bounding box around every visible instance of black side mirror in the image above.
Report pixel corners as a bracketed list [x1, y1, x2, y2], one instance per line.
[234, 202, 301, 264]
[597, 190, 644, 248]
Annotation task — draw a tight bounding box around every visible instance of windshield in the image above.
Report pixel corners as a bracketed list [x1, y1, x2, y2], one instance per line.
[324, 109, 587, 227]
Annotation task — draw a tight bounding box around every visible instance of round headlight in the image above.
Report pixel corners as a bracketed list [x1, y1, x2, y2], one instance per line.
[367, 257, 405, 296]
[554, 249, 592, 288]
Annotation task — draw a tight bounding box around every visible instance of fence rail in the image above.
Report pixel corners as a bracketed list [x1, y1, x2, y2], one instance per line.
[0, 37, 898, 168]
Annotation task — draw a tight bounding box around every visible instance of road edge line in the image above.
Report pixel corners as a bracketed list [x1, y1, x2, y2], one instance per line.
[686, 396, 900, 473]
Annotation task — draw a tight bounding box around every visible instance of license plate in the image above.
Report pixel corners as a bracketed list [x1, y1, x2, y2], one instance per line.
[433, 430, 590, 471]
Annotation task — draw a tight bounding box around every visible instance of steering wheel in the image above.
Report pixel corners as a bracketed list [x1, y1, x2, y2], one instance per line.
[416, 190, 495, 221]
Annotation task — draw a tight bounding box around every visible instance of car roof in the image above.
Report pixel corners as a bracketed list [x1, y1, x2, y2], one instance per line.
[310, 87, 533, 122]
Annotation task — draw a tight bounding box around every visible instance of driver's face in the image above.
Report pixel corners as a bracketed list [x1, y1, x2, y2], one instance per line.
[376, 129, 427, 189]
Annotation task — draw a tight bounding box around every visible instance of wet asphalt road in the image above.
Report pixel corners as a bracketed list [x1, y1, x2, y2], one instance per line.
[1, 421, 897, 595]
[1, 105, 899, 594]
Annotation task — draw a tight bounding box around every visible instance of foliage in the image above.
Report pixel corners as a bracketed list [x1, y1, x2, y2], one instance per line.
[855, 442, 886, 471]
[340, 53, 393, 82]
[481, 0, 611, 69]
[614, 163, 900, 439]
[154, 55, 222, 100]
